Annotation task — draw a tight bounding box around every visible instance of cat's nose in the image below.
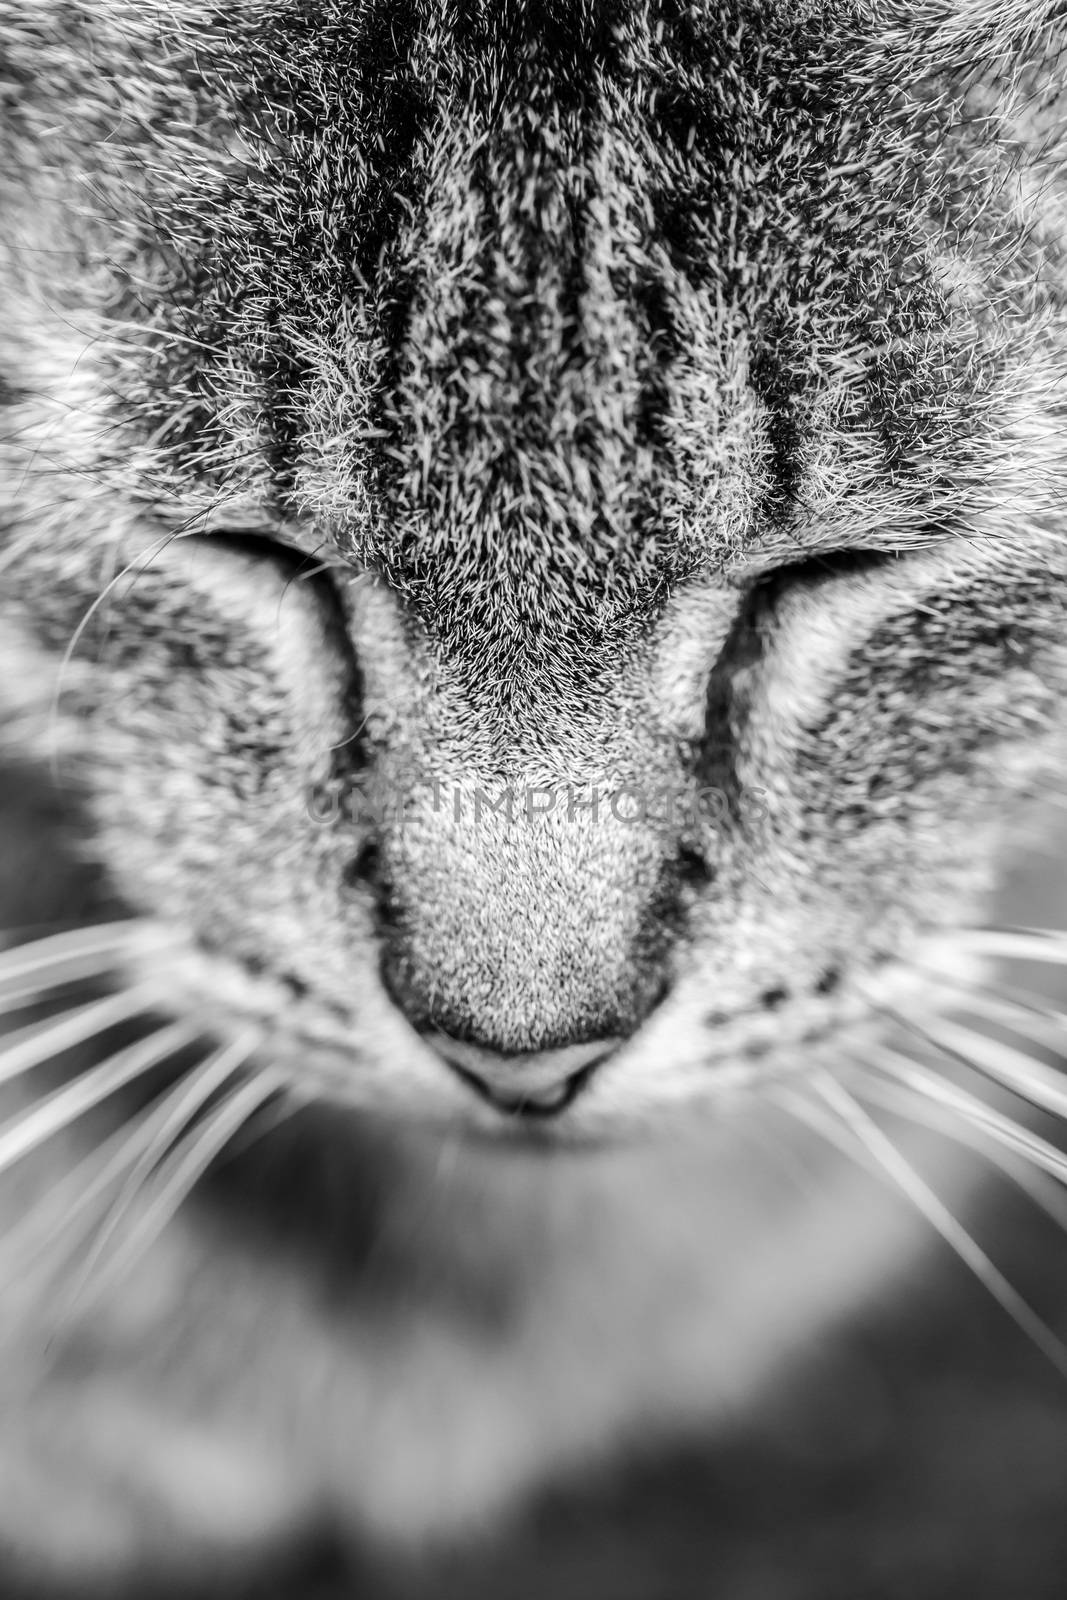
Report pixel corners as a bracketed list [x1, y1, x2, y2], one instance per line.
[425, 1032, 618, 1116]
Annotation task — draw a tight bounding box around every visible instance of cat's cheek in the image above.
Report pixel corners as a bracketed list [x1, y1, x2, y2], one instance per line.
[32, 535, 361, 974]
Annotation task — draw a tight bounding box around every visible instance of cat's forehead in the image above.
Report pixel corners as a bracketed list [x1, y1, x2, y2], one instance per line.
[1, 1, 1053, 675]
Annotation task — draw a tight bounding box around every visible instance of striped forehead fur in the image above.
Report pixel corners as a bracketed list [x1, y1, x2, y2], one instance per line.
[2, 1, 1066, 688]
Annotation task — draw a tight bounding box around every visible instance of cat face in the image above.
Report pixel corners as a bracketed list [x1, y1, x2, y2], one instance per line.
[2, 1, 1065, 1131]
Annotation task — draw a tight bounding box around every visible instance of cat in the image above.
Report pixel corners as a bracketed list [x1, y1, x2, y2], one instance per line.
[1, 1, 1066, 1593]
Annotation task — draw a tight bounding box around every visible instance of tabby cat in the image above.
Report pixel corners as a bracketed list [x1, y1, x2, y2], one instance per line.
[1, 1, 1066, 1593]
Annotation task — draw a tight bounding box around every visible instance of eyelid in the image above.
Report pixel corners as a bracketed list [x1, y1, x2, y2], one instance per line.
[196, 528, 339, 583]
[752, 547, 901, 587]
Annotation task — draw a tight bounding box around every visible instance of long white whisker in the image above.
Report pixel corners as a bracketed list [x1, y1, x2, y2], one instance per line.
[938, 989, 1067, 1055]
[908, 964, 1067, 1036]
[0, 976, 110, 1021]
[812, 1072, 1067, 1379]
[71, 1069, 282, 1308]
[0, 1104, 177, 1277]
[768, 1082, 881, 1169]
[0, 960, 167, 1023]
[850, 1068, 1067, 1236]
[883, 1008, 1067, 1121]
[222, 1088, 303, 1161]
[63, 1031, 264, 1302]
[0, 1033, 260, 1284]
[0, 922, 165, 995]
[864, 1046, 1067, 1185]
[0, 986, 164, 1088]
[0, 1021, 198, 1178]
[951, 927, 1067, 965]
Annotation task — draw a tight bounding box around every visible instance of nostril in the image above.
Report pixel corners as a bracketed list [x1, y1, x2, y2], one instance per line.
[424, 1033, 618, 1117]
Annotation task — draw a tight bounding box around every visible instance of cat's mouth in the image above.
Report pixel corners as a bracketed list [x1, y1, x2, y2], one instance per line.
[15, 908, 1058, 1149]
[111, 920, 932, 1133]
[5, 908, 1067, 1353]
[421, 1032, 622, 1118]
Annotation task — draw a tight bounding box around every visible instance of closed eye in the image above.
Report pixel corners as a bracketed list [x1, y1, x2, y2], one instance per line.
[189, 528, 359, 683]
[770, 546, 902, 580]
[197, 527, 337, 580]
[751, 544, 904, 599]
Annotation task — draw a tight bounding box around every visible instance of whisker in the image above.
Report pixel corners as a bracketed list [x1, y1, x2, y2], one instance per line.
[0, 1043, 244, 1278]
[0, 921, 165, 995]
[951, 926, 1067, 965]
[0, 958, 161, 1022]
[63, 1031, 264, 1303]
[223, 1087, 303, 1160]
[930, 986, 1067, 1057]
[863, 1047, 1067, 1185]
[849, 1068, 1067, 1236]
[0, 1021, 198, 1179]
[0, 978, 106, 1022]
[909, 963, 1067, 1035]
[71, 1068, 282, 1308]
[812, 1072, 1067, 1380]
[768, 1081, 880, 1168]
[883, 1008, 1067, 1121]
[0, 986, 164, 1088]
